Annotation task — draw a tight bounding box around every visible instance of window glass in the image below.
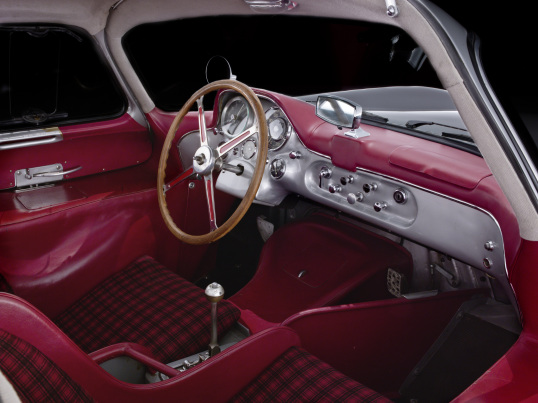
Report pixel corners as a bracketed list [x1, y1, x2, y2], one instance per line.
[124, 16, 442, 111]
[0, 26, 125, 132]
[434, 1, 538, 164]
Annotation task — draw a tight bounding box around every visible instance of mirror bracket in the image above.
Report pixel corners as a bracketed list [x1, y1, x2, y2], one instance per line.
[345, 126, 370, 139]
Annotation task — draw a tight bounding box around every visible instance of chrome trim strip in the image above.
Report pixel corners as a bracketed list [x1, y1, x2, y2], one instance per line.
[0, 127, 63, 150]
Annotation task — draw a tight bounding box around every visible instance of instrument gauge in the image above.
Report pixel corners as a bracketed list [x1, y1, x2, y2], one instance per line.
[266, 108, 291, 150]
[221, 96, 254, 137]
[242, 139, 257, 160]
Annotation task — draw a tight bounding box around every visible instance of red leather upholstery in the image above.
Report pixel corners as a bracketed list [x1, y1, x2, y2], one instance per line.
[0, 292, 389, 402]
[0, 330, 93, 402]
[232, 346, 390, 402]
[54, 255, 241, 363]
[231, 214, 412, 322]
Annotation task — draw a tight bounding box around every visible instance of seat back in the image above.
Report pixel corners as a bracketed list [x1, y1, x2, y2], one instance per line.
[0, 329, 94, 402]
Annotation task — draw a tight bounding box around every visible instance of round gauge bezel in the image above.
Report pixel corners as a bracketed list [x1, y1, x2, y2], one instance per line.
[266, 107, 291, 151]
[220, 95, 254, 138]
[241, 138, 257, 160]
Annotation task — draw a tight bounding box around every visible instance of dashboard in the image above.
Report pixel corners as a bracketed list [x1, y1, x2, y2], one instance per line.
[177, 89, 516, 308]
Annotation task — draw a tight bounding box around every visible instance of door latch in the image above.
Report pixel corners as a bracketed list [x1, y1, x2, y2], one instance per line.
[14, 164, 82, 189]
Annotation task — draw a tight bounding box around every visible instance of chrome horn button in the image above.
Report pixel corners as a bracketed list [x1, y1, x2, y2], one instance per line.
[192, 145, 215, 176]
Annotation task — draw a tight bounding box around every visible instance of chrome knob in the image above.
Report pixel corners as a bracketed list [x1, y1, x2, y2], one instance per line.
[329, 184, 342, 193]
[319, 166, 332, 179]
[347, 192, 364, 204]
[484, 241, 496, 251]
[340, 175, 354, 185]
[373, 201, 387, 212]
[289, 151, 302, 160]
[363, 183, 378, 193]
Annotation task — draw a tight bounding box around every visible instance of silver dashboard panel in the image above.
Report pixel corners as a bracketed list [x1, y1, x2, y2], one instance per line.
[179, 93, 512, 305]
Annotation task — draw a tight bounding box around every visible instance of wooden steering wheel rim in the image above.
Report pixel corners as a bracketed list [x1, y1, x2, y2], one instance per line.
[157, 80, 268, 245]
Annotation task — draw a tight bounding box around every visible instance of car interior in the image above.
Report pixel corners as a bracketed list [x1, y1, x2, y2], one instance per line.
[0, 0, 535, 402]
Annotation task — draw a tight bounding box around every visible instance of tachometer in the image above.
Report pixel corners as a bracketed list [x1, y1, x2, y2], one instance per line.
[221, 96, 253, 137]
[266, 108, 291, 150]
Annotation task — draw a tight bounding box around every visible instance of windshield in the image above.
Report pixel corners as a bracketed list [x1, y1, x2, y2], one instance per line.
[124, 15, 477, 152]
[124, 16, 441, 110]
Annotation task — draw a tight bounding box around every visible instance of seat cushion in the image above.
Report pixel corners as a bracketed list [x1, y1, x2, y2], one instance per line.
[54, 255, 241, 363]
[0, 330, 93, 403]
[231, 346, 390, 402]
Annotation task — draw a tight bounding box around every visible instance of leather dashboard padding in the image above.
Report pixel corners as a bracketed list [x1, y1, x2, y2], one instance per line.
[230, 213, 413, 323]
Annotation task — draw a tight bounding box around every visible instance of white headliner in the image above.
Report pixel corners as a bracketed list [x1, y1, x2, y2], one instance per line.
[2, 0, 538, 239]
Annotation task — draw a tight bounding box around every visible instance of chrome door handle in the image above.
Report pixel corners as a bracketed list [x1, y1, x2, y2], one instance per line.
[33, 166, 82, 177]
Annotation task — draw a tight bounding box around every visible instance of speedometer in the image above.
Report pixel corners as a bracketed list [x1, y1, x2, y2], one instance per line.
[266, 108, 290, 150]
[221, 96, 254, 137]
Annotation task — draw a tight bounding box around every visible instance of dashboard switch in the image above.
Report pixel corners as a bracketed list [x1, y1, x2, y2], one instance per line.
[340, 175, 354, 185]
[373, 201, 388, 212]
[329, 184, 342, 193]
[363, 183, 378, 193]
[393, 189, 407, 204]
[289, 151, 302, 160]
[270, 159, 286, 179]
[319, 166, 332, 188]
[347, 192, 364, 204]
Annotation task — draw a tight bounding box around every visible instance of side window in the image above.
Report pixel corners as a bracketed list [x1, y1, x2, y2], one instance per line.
[0, 26, 125, 133]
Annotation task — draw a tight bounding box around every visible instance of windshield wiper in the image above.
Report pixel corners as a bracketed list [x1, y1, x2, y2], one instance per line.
[362, 111, 389, 123]
[405, 120, 467, 132]
[441, 131, 474, 144]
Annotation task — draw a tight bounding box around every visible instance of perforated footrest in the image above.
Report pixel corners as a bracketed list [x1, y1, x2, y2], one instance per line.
[387, 268, 408, 297]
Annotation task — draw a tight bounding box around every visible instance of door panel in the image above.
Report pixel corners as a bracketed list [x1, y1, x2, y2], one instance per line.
[0, 114, 152, 190]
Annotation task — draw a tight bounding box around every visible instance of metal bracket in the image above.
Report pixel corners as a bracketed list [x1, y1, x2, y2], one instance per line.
[244, 0, 298, 11]
[384, 0, 399, 17]
[14, 164, 82, 189]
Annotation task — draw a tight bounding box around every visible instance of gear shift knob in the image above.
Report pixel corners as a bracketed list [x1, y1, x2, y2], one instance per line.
[205, 282, 224, 357]
[205, 282, 224, 303]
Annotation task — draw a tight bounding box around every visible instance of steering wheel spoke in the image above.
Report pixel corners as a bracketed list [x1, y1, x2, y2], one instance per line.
[216, 124, 258, 158]
[197, 97, 209, 146]
[163, 166, 196, 193]
[203, 174, 218, 232]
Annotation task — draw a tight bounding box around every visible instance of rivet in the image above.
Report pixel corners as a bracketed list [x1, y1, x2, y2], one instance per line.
[484, 241, 495, 251]
[16, 171, 20, 175]
[189, 182, 195, 189]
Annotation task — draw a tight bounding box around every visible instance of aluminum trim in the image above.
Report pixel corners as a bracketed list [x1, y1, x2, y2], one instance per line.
[0, 127, 63, 150]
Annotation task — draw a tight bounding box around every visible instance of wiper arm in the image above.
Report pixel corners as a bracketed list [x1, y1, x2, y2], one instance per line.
[441, 131, 474, 144]
[406, 120, 467, 132]
[362, 111, 388, 123]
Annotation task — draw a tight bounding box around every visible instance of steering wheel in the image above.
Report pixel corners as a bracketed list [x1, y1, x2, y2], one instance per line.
[157, 80, 268, 245]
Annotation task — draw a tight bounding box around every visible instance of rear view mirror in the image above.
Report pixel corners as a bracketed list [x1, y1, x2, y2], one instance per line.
[316, 95, 369, 138]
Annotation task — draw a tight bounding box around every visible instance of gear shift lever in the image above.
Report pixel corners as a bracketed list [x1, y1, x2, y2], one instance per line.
[205, 282, 224, 357]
